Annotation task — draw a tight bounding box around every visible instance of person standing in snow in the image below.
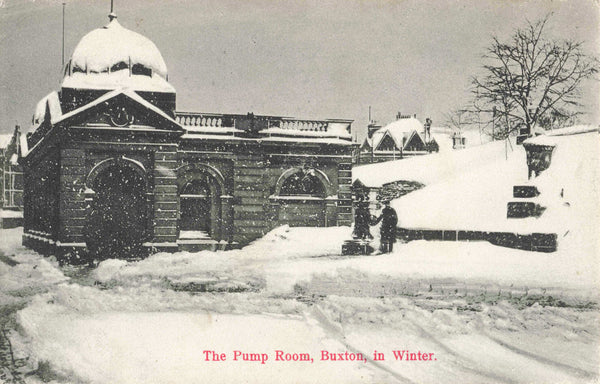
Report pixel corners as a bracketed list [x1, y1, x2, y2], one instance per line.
[352, 193, 373, 240]
[372, 200, 398, 253]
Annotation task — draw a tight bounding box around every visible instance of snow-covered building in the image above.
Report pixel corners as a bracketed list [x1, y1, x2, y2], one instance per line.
[21, 13, 354, 261]
[357, 113, 489, 164]
[0, 125, 23, 229]
[1, 125, 23, 211]
[357, 113, 430, 164]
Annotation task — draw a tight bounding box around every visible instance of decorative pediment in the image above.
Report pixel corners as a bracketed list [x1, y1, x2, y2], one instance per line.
[53, 89, 183, 132]
[105, 104, 136, 127]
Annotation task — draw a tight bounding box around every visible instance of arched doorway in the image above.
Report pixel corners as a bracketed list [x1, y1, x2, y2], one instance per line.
[179, 173, 221, 240]
[86, 163, 148, 259]
[275, 168, 329, 227]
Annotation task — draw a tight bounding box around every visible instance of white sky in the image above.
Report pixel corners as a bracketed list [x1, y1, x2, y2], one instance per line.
[1, 0, 598, 138]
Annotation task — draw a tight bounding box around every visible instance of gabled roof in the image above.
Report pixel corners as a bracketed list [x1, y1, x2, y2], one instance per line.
[360, 137, 372, 151]
[53, 88, 181, 130]
[25, 88, 183, 158]
[371, 117, 425, 151]
[374, 130, 401, 152]
[1, 126, 21, 158]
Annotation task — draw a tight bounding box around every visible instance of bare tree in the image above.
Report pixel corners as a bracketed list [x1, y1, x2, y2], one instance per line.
[471, 15, 598, 139]
[444, 108, 477, 132]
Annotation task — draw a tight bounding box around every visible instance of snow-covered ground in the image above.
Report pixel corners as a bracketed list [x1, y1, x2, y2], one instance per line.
[2, 222, 599, 383]
[1, 129, 599, 384]
[353, 138, 511, 188]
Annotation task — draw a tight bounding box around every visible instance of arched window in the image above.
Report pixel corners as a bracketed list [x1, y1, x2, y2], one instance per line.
[181, 178, 211, 197]
[110, 61, 128, 73]
[132, 63, 152, 77]
[180, 176, 214, 235]
[279, 170, 326, 198]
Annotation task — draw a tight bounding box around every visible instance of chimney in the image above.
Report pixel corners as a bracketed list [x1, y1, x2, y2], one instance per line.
[367, 121, 382, 139]
[424, 118, 432, 142]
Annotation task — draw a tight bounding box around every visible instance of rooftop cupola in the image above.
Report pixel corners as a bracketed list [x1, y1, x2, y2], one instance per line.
[60, 13, 176, 114]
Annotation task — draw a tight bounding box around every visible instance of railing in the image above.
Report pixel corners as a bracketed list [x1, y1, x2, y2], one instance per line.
[175, 112, 225, 128]
[175, 112, 351, 134]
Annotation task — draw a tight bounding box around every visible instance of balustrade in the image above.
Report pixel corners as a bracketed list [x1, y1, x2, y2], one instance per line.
[176, 111, 344, 133]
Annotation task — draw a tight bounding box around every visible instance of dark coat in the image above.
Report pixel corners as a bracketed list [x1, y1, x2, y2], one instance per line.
[352, 201, 373, 240]
[374, 206, 398, 243]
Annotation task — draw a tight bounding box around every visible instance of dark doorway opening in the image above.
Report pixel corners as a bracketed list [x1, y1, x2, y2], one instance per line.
[180, 178, 212, 235]
[87, 164, 148, 259]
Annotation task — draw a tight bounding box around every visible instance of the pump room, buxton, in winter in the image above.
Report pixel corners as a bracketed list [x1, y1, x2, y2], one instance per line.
[21, 13, 354, 261]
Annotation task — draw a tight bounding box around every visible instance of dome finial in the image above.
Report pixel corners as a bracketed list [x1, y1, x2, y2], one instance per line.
[108, 0, 116, 21]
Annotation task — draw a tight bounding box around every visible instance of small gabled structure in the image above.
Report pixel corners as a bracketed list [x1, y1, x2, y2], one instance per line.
[358, 113, 427, 164]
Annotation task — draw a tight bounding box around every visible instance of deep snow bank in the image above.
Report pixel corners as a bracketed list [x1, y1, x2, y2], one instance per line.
[353, 139, 510, 188]
[93, 225, 351, 293]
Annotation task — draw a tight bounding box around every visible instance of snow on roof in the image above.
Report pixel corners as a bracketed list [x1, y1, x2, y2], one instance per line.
[392, 130, 599, 240]
[181, 120, 351, 140]
[327, 122, 352, 137]
[19, 134, 29, 157]
[353, 139, 508, 188]
[383, 117, 424, 133]
[62, 71, 175, 93]
[53, 88, 179, 127]
[32, 91, 62, 128]
[62, 17, 173, 93]
[260, 127, 351, 139]
[523, 134, 560, 147]
[182, 126, 241, 134]
[25, 88, 181, 158]
[181, 132, 352, 145]
[70, 17, 167, 77]
[524, 125, 598, 147]
[371, 117, 425, 150]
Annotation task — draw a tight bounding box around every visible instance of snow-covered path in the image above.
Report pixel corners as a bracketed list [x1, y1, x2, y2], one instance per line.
[2, 226, 598, 384]
[12, 283, 599, 384]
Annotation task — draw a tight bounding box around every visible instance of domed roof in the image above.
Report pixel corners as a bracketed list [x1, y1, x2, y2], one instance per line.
[61, 15, 174, 93]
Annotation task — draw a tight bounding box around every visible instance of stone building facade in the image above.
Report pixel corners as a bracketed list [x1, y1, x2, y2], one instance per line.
[22, 14, 354, 261]
[1, 125, 23, 211]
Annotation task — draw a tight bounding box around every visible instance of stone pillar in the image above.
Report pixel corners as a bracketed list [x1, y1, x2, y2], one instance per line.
[220, 195, 234, 243]
[325, 200, 337, 227]
[58, 148, 88, 259]
[336, 161, 353, 226]
[232, 153, 268, 245]
[150, 148, 179, 252]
